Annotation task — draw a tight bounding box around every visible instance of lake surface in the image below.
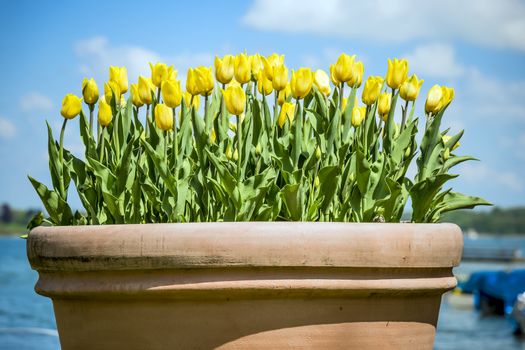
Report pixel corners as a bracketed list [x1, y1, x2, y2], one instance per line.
[1, 235, 525, 349]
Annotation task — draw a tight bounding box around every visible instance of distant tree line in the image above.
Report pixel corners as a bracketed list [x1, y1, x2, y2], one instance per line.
[441, 207, 525, 234]
[0, 203, 39, 227]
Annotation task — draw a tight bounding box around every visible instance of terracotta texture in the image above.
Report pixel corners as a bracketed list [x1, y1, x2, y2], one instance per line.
[27, 222, 463, 349]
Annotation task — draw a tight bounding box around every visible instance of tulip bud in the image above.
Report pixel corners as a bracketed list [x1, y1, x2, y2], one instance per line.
[404, 147, 411, 158]
[149, 62, 174, 87]
[226, 144, 233, 159]
[82, 78, 99, 105]
[233, 149, 239, 161]
[425, 85, 443, 114]
[183, 91, 200, 110]
[138, 76, 154, 105]
[186, 68, 200, 96]
[109, 66, 128, 94]
[210, 129, 217, 144]
[351, 106, 366, 127]
[361, 76, 384, 105]
[314, 176, 320, 188]
[386, 58, 408, 90]
[196, 66, 214, 96]
[234, 54, 251, 85]
[161, 80, 182, 108]
[262, 53, 285, 81]
[223, 85, 246, 115]
[315, 146, 321, 160]
[442, 135, 460, 151]
[214, 55, 235, 85]
[60, 94, 82, 119]
[255, 143, 262, 156]
[98, 99, 112, 127]
[104, 81, 121, 105]
[272, 64, 289, 92]
[314, 69, 331, 96]
[348, 61, 364, 88]
[278, 102, 295, 128]
[278, 83, 291, 106]
[250, 54, 264, 80]
[400, 74, 424, 101]
[334, 53, 356, 83]
[290, 68, 313, 100]
[329, 64, 339, 85]
[378, 92, 391, 118]
[440, 86, 455, 108]
[130, 84, 144, 108]
[257, 70, 273, 96]
[154, 103, 174, 131]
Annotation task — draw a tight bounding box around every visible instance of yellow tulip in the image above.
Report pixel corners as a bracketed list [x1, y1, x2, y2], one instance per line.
[386, 58, 408, 90]
[425, 84, 443, 114]
[400, 74, 424, 101]
[104, 81, 121, 104]
[97, 99, 112, 127]
[257, 70, 273, 96]
[440, 86, 455, 108]
[348, 61, 364, 88]
[82, 78, 99, 105]
[234, 54, 251, 85]
[351, 106, 367, 127]
[278, 83, 291, 105]
[210, 128, 217, 144]
[223, 85, 246, 115]
[262, 53, 285, 80]
[138, 76, 154, 105]
[130, 83, 144, 108]
[341, 97, 348, 111]
[60, 94, 82, 119]
[314, 69, 331, 96]
[250, 54, 264, 79]
[290, 68, 313, 100]
[334, 53, 356, 83]
[109, 66, 128, 94]
[214, 55, 235, 85]
[272, 64, 288, 91]
[361, 76, 384, 105]
[278, 102, 295, 128]
[442, 135, 460, 151]
[168, 69, 178, 82]
[154, 103, 173, 131]
[378, 92, 391, 118]
[149, 62, 174, 87]
[329, 64, 339, 85]
[183, 91, 200, 110]
[161, 80, 182, 108]
[186, 68, 200, 96]
[194, 66, 214, 96]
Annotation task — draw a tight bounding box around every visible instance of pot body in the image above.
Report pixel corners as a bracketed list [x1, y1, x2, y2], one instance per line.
[27, 222, 463, 349]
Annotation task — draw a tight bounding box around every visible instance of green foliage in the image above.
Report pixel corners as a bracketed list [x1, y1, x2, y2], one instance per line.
[28, 83, 490, 226]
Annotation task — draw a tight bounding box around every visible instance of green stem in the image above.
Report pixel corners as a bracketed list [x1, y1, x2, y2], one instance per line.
[88, 104, 94, 136]
[99, 127, 106, 163]
[339, 83, 345, 111]
[58, 118, 68, 198]
[401, 100, 409, 130]
[164, 132, 168, 162]
[156, 87, 161, 104]
[172, 107, 178, 167]
[236, 113, 242, 180]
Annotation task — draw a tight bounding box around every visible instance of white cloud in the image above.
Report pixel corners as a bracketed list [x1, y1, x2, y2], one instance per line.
[242, 0, 525, 52]
[404, 44, 465, 78]
[459, 162, 523, 192]
[0, 117, 16, 140]
[19, 92, 53, 112]
[74, 37, 213, 84]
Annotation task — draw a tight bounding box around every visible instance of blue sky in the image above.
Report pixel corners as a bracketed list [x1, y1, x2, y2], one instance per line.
[0, 0, 524, 209]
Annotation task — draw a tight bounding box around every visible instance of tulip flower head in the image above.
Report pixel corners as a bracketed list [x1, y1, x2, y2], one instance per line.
[442, 135, 460, 151]
[82, 78, 99, 105]
[138, 76, 155, 105]
[161, 80, 182, 108]
[60, 94, 82, 119]
[262, 53, 285, 81]
[195, 66, 215, 96]
[149, 62, 174, 87]
[334, 53, 356, 84]
[234, 54, 251, 85]
[290, 68, 313, 100]
[154, 103, 174, 131]
[314, 69, 331, 96]
[130, 84, 144, 108]
[104, 81, 121, 105]
[109, 66, 128, 94]
[378, 92, 391, 120]
[250, 54, 264, 79]
[425, 84, 444, 114]
[272, 64, 289, 92]
[386, 58, 408, 90]
[98, 99, 112, 127]
[329, 64, 339, 85]
[257, 70, 273, 96]
[440, 86, 455, 108]
[362, 76, 384, 106]
[400, 74, 424, 102]
[351, 106, 367, 127]
[278, 83, 292, 106]
[348, 61, 364, 88]
[223, 85, 246, 115]
[214, 55, 235, 85]
[278, 102, 295, 128]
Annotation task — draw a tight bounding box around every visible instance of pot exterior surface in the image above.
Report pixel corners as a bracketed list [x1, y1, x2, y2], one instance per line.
[28, 222, 463, 350]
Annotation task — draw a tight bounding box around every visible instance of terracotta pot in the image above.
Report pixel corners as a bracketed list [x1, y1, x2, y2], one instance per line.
[27, 222, 462, 349]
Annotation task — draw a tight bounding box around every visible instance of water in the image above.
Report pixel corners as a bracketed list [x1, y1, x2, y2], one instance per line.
[1, 235, 525, 349]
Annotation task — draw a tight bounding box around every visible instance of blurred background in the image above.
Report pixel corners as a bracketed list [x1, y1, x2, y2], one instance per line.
[0, 0, 524, 349]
